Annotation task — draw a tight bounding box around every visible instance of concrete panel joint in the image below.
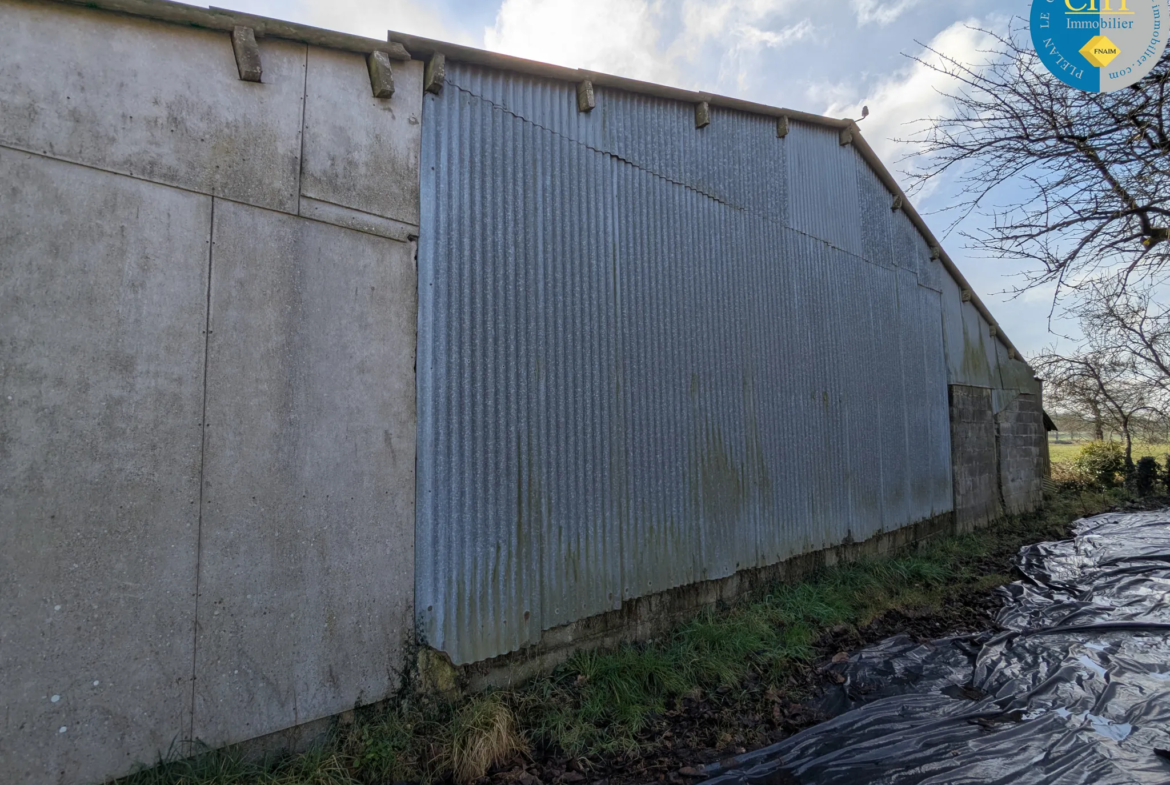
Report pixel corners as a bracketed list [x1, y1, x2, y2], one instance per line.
[424, 52, 446, 94]
[367, 51, 395, 98]
[695, 101, 710, 128]
[576, 80, 595, 112]
[232, 26, 262, 82]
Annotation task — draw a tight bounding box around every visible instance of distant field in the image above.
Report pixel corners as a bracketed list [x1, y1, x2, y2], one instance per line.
[1049, 440, 1168, 464]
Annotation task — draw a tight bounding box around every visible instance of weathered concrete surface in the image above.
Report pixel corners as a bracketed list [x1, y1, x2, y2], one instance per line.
[0, 149, 210, 784]
[0, 0, 306, 213]
[301, 47, 423, 227]
[997, 393, 1046, 515]
[1, 4, 422, 780]
[191, 200, 417, 747]
[298, 196, 419, 242]
[949, 384, 1003, 529]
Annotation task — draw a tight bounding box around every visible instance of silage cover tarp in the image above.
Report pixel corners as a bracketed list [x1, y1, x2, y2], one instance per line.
[698, 511, 1170, 784]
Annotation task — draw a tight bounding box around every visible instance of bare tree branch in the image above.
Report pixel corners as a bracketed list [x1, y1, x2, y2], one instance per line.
[899, 20, 1170, 301]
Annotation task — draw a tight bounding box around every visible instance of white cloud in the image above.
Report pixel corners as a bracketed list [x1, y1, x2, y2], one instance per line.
[822, 20, 997, 176]
[484, 0, 680, 85]
[675, 0, 816, 95]
[679, 0, 799, 44]
[708, 19, 815, 92]
[299, 0, 470, 43]
[735, 19, 815, 49]
[482, 0, 814, 94]
[852, 0, 924, 27]
[215, 0, 472, 45]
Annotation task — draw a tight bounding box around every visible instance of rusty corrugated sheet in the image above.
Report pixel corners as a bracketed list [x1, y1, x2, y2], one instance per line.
[416, 63, 957, 665]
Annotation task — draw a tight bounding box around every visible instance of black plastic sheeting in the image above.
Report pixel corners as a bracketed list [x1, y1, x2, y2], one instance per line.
[697, 511, 1170, 785]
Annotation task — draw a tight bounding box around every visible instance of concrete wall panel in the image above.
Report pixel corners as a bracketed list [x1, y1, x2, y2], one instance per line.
[0, 149, 210, 785]
[0, 0, 306, 213]
[191, 201, 416, 746]
[301, 49, 423, 227]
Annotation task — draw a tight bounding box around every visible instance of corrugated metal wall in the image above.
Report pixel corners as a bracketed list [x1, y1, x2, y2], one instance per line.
[417, 64, 954, 665]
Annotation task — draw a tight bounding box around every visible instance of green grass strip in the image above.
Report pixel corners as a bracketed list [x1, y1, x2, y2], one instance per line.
[121, 486, 1129, 784]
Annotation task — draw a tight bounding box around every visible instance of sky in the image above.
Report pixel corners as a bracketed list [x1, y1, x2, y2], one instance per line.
[219, 0, 1068, 356]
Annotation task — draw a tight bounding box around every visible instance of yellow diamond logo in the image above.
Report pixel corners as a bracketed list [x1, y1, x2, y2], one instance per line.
[1080, 35, 1121, 68]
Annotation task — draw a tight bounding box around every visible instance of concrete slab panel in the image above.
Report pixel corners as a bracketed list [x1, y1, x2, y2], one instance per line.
[301, 48, 423, 227]
[0, 149, 209, 785]
[192, 201, 416, 746]
[0, 0, 305, 213]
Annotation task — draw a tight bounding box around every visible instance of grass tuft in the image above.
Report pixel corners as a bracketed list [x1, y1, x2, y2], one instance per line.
[443, 694, 528, 784]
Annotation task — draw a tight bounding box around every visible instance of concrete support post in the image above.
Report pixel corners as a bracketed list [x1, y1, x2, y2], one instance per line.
[367, 50, 395, 98]
[424, 52, 446, 94]
[576, 80, 595, 112]
[695, 101, 710, 128]
[231, 26, 262, 82]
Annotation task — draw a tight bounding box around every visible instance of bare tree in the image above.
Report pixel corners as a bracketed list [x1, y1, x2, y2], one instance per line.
[1076, 277, 1170, 392]
[902, 21, 1170, 300]
[1034, 280, 1170, 462]
[1033, 348, 1163, 468]
[910, 20, 1170, 463]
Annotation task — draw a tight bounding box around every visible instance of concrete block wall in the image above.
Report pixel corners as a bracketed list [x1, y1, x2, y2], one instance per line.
[948, 385, 1047, 528]
[997, 393, 1046, 514]
[949, 385, 1003, 528]
[0, 2, 420, 783]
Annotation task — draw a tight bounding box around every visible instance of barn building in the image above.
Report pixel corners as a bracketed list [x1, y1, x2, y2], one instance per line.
[0, 1, 1046, 782]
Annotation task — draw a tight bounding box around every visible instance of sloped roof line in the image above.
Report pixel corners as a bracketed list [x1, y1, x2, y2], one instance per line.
[46, 0, 1022, 360]
[390, 29, 1022, 361]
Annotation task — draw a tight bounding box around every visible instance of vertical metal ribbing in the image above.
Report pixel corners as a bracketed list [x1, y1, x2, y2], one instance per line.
[418, 62, 959, 664]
